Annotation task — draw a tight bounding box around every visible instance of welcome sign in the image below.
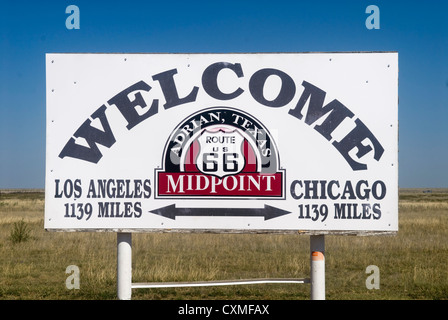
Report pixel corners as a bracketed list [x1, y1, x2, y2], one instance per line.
[45, 53, 398, 234]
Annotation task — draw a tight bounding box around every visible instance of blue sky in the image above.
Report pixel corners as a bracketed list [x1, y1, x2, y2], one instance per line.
[0, 0, 447, 188]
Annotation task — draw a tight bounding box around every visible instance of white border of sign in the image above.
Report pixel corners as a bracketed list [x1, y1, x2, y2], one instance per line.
[45, 52, 398, 235]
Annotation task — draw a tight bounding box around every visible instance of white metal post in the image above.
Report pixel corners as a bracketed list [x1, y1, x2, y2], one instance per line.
[117, 232, 132, 300]
[310, 235, 325, 300]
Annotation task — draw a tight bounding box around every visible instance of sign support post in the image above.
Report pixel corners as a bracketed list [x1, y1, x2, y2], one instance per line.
[310, 235, 325, 300]
[117, 232, 132, 300]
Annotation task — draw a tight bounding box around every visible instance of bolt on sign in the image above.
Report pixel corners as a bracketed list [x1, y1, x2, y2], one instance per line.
[45, 53, 398, 234]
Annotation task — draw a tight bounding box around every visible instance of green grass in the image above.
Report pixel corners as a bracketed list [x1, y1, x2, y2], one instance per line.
[0, 189, 447, 300]
[9, 219, 32, 244]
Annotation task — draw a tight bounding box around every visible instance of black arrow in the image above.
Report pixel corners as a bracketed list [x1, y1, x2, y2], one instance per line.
[149, 204, 290, 221]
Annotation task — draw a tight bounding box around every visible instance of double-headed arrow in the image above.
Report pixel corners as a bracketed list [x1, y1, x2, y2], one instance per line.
[150, 204, 290, 221]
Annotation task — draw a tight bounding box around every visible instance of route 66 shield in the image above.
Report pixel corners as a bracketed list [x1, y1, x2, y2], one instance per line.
[196, 128, 246, 178]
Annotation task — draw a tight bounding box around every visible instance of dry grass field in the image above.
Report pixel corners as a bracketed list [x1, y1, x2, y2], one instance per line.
[0, 188, 447, 300]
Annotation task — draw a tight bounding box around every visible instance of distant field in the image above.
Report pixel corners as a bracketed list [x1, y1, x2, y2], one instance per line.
[0, 188, 447, 300]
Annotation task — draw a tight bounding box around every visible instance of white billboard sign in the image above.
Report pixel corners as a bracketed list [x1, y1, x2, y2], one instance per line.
[45, 53, 398, 234]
